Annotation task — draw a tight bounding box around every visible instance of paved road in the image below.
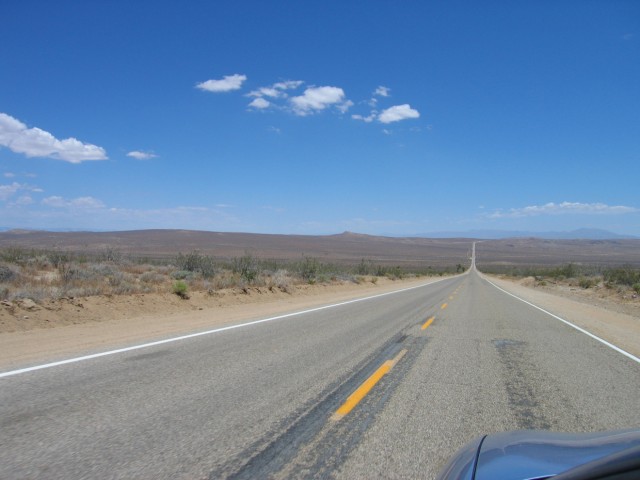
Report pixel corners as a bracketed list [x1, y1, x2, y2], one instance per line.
[1, 268, 639, 479]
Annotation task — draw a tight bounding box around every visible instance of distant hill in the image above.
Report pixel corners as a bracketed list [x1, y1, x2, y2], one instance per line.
[0, 229, 473, 268]
[407, 228, 637, 240]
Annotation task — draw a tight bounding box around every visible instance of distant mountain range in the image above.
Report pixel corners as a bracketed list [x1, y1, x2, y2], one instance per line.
[404, 228, 638, 240]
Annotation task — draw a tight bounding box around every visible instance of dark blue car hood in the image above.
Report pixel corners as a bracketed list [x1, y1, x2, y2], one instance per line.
[437, 429, 640, 480]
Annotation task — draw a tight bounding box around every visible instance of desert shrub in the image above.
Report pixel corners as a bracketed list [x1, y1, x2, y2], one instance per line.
[176, 251, 217, 279]
[232, 254, 259, 284]
[297, 256, 320, 283]
[111, 282, 136, 295]
[0, 265, 17, 282]
[64, 286, 104, 297]
[58, 263, 82, 284]
[0, 247, 31, 264]
[355, 259, 373, 276]
[173, 280, 189, 299]
[272, 269, 292, 292]
[578, 277, 595, 289]
[26, 254, 51, 269]
[89, 263, 117, 277]
[171, 270, 195, 280]
[140, 271, 165, 284]
[48, 251, 72, 268]
[603, 266, 640, 287]
[632, 283, 640, 294]
[99, 247, 123, 263]
[549, 263, 578, 280]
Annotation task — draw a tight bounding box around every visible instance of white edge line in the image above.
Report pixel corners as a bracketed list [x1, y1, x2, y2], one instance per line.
[481, 273, 640, 364]
[0, 275, 458, 379]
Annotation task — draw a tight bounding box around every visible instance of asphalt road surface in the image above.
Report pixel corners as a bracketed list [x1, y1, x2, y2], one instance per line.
[1, 267, 639, 479]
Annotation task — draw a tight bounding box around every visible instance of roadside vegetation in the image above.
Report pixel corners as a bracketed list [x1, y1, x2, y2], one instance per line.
[0, 247, 457, 303]
[478, 263, 640, 297]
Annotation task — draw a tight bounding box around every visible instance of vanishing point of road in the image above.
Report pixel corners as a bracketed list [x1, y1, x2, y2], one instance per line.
[1, 249, 639, 479]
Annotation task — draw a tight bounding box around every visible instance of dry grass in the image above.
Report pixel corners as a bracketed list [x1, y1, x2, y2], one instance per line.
[0, 247, 453, 304]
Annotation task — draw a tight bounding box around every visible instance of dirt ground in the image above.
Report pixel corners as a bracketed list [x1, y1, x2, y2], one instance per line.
[1, 273, 638, 372]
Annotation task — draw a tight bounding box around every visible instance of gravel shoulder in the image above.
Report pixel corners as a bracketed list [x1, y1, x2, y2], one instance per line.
[483, 273, 640, 359]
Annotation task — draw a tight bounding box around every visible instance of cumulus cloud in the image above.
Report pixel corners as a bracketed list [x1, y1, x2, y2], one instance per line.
[375, 86, 391, 97]
[248, 97, 271, 109]
[127, 150, 157, 160]
[378, 104, 420, 124]
[0, 113, 108, 163]
[196, 74, 247, 92]
[246, 80, 305, 110]
[247, 80, 303, 99]
[490, 202, 639, 218]
[42, 196, 105, 209]
[290, 86, 348, 115]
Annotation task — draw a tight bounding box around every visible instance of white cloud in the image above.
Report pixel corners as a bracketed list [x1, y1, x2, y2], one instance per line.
[274, 80, 304, 90]
[42, 196, 105, 209]
[249, 97, 271, 109]
[4, 172, 15, 178]
[375, 86, 391, 97]
[490, 202, 639, 218]
[0, 182, 42, 201]
[249, 87, 280, 98]
[290, 86, 347, 115]
[13, 195, 34, 206]
[127, 150, 157, 160]
[337, 100, 354, 113]
[378, 104, 420, 124]
[352, 113, 376, 123]
[0, 113, 108, 163]
[196, 74, 247, 93]
[0, 182, 23, 201]
[247, 80, 303, 99]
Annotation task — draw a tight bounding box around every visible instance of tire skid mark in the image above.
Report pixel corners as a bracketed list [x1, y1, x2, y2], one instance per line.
[209, 333, 426, 479]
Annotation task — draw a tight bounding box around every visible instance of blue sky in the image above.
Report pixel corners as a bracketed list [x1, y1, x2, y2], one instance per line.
[1, 1, 639, 236]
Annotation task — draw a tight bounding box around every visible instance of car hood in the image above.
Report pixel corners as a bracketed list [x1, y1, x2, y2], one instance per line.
[436, 429, 640, 480]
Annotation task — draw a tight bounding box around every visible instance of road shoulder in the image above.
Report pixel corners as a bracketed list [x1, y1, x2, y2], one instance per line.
[483, 274, 640, 359]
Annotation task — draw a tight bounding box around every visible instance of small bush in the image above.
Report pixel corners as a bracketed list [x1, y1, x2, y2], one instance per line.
[604, 266, 640, 287]
[298, 256, 320, 283]
[0, 265, 17, 282]
[172, 280, 189, 299]
[233, 254, 259, 284]
[171, 270, 195, 280]
[578, 277, 595, 289]
[176, 251, 217, 279]
[633, 283, 640, 295]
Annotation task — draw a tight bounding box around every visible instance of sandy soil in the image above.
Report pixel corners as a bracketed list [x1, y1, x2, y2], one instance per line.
[484, 274, 640, 359]
[0, 277, 435, 370]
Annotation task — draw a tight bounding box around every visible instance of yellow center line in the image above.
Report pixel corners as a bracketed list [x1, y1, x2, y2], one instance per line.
[332, 349, 407, 421]
[421, 316, 435, 330]
[441, 303, 448, 309]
